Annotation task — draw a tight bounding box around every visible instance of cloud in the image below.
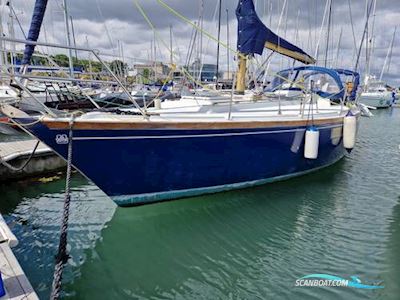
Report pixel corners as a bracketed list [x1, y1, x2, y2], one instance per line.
[3, 0, 399, 85]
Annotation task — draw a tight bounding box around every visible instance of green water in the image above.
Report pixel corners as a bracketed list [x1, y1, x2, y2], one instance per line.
[1, 109, 399, 299]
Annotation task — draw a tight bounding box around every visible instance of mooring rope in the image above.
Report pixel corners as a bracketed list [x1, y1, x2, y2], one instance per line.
[0, 140, 40, 172]
[50, 116, 74, 300]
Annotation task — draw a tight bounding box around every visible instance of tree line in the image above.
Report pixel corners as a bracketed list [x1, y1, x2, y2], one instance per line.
[10, 52, 126, 75]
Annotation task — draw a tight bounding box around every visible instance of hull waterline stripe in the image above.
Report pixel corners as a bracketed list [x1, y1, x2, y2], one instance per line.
[112, 154, 345, 207]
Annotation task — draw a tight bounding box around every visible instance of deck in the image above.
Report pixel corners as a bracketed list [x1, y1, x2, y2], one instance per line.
[0, 214, 38, 299]
[0, 140, 65, 181]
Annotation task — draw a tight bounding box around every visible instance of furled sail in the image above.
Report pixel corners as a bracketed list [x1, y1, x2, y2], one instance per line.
[236, 0, 315, 64]
[21, 0, 49, 65]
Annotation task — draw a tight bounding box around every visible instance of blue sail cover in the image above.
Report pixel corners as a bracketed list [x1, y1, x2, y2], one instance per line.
[236, 0, 315, 64]
[21, 0, 49, 65]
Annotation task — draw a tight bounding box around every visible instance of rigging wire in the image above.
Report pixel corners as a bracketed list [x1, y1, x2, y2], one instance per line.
[379, 26, 397, 81]
[7, 3, 26, 39]
[185, 23, 198, 67]
[314, 0, 330, 61]
[367, 0, 377, 74]
[95, 0, 115, 54]
[347, 0, 358, 53]
[156, 0, 243, 59]
[354, 0, 375, 72]
[132, 0, 173, 60]
[132, 0, 206, 90]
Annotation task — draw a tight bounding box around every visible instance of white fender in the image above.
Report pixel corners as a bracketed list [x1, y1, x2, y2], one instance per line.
[343, 115, 357, 149]
[304, 127, 319, 159]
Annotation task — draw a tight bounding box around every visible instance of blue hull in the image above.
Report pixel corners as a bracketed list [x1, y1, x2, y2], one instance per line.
[22, 120, 346, 206]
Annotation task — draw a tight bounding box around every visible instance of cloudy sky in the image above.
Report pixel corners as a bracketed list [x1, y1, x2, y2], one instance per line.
[2, 0, 399, 85]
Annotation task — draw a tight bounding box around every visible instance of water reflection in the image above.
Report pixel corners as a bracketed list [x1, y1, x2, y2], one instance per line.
[0, 174, 115, 299]
[382, 198, 400, 300]
[64, 108, 400, 300]
[65, 163, 354, 299]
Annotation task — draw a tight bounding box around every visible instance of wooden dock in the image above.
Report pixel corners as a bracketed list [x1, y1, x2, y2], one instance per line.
[0, 214, 38, 299]
[0, 140, 50, 161]
[0, 140, 65, 181]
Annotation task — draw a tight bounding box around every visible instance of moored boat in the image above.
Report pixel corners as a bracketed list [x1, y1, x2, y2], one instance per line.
[11, 102, 356, 207]
[359, 77, 394, 108]
[1, 0, 361, 207]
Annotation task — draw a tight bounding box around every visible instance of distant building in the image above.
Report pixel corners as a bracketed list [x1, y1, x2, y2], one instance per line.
[189, 60, 221, 82]
[133, 62, 170, 81]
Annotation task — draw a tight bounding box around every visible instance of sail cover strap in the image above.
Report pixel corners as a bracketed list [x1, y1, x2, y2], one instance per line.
[21, 0, 49, 65]
[236, 0, 315, 64]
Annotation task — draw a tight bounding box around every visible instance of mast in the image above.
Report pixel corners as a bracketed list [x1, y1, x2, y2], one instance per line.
[62, 0, 74, 77]
[85, 35, 93, 80]
[365, 0, 371, 77]
[334, 27, 343, 68]
[353, 0, 374, 73]
[236, 55, 247, 94]
[169, 24, 173, 66]
[379, 27, 397, 81]
[216, 0, 222, 84]
[324, 0, 332, 68]
[121, 41, 126, 79]
[70, 16, 78, 60]
[367, 0, 377, 75]
[116, 40, 122, 78]
[314, 0, 330, 61]
[198, 0, 204, 82]
[185, 23, 197, 69]
[226, 9, 230, 81]
[153, 32, 156, 81]
[0, 2, 5, 79]
[276, 0, 287, 35]
[7, 0, 16, 74]
[278, 0, 287, 70]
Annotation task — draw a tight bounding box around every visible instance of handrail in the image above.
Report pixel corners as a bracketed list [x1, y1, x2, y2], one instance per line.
[1, 69, 57, 117]
[0, 74, 119, 85]
[0, 37, 147, 117]
[0, 37, 92, 52]
[124, 101, 344, 115]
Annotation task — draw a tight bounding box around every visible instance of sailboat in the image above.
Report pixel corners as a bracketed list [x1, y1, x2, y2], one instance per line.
[359, 76, 394, 108]
[1, 0, 360, 207]
[357, 3, 395, 109]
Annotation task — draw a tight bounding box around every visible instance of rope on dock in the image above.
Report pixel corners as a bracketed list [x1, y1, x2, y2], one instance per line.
[0, 141, 40, 172]
[50, 116, 74, 300]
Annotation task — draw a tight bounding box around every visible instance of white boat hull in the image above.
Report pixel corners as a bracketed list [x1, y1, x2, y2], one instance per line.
[359, 92, 393, 108]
